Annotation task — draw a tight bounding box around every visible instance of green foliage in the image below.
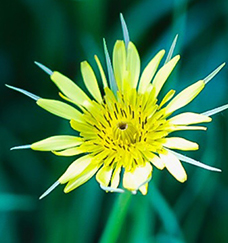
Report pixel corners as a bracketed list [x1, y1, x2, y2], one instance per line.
[1, 0, 228, 242]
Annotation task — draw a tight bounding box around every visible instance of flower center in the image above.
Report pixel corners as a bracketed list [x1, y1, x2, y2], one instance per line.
[118, 122, 128, 130]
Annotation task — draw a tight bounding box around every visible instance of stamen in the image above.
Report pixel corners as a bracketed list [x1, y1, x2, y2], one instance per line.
[5, 84, 41, 101]
[39, 181, 60, 200]
[34, 61, 53, 76]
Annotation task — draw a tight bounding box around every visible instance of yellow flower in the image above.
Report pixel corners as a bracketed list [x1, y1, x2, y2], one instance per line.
[9, 14, 227, 198]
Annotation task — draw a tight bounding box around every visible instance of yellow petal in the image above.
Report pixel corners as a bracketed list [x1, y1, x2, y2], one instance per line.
[51, 71, 91, 107]
[31, 135, 83, 151]
[160, 150, 187, 182]
[126, 42, 140, 88]
[96, 165, 113, 187]
[158, 89, 175, 109]
[81, 61, 102, 103]
[37, 98, 82, 121]
[110, 166, 121, 189]
[152, 55, 180, 97]
[142, 150, 165, 169]
[63, 164, 100, 193]
[163, 137, 199, 151]
[172, 125, 207, 131]
[59, 155, 92, 184]
[139, 183, 148, 195]
[52, 147, 84, 156]
[94, 55, 108, 88]
[138, 49, 165, 93]
[169, 112, 212, 125]
[113, 40, 126, 90]
[165, 80, 205, 115]
[123, 163, 152, 191]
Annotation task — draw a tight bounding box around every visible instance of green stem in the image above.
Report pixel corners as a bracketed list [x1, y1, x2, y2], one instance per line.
[99, 192, 132, 243]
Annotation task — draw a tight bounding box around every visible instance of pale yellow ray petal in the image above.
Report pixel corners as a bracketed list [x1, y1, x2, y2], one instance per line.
[113, 40, 126, 90]
[160, 150, 187, 182]
[31, 135, 83, 151]
[141, 150, 165, 169]
[169, 112, 211, 125]
[110, 166, 121, 189]
[123, 163, 152, 191]
[52, 147, 84, 156]
[165, 80, 205, 115]
[81, 61, 102, 103]
[51, 71, 91, 107]
[152, 55, 180, 97]
[96, 165, 113, 187]
[94, 55, 108, 88]
[126, 42, 140, 88]
[37, 98, 82, 121]
[138, 183, 148, 195]
[163, 137, 199, 151]
[59, 155, 92, 184]
[171, 125, 207, 131]
[158, 90, 175, 109]
[63, 164, 100, 193]
[138, 50, 165, 93]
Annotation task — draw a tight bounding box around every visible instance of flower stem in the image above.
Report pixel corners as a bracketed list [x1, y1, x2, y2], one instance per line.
[99, 192, 132, 243]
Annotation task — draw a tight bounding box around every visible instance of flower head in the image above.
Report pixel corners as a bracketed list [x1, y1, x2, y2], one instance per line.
[9, 14, 227, 198]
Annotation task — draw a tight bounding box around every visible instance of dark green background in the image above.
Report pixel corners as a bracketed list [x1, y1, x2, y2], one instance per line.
[1, 0, 228, 242]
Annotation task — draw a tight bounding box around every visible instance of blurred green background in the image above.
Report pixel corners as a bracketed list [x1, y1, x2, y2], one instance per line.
[1, 0, 228, 242]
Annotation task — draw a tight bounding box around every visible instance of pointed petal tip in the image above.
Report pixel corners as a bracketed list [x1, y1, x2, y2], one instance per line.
[10, 144, 31, 150]
[34, 61, 53, 76]
[5, 84, 41, 101]
[39, 181, 60, 200]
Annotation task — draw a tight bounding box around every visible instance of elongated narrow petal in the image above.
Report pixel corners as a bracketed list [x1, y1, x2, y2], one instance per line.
[168, 149, 221, 172]
[100, 185, 125, 193]
[126, 42, 140, 88]
[113, 40, 126, 90]
[165, 80, 205, 115]
[94, 55, 108, 88]
[123, 163, 152, 192]
[110, 166, 121, 189]
[169, 112, 211, 125]
[37, 98, 82, 121]
[152, 55, 180, 97]
[103, 38, 118, 94]
[64, 164, 100, 193]
[159, 89, 175, 109]
[138, 50, 165, 93]
[202, 104, 228, 117]
[120, 13, 130, 48]
[160, 149, 187, 182]
[81, 61, 102, 103]
[203, 63, 225, 84]
[6, 84, 41, 101]
[59, 155, 93, 184]
[164, 35, 178, 64]
[172, 125, 207, 131]
[53, 147, 84, 156]
[10, 144, 31, 150]
[163, 137, 199, 151]
[96, 165, 113, 187]
[35, 61, 53, 75]
[51, 72, 91, 107]
[31, 136, 83, 151]
[39, 181, 59, 200]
